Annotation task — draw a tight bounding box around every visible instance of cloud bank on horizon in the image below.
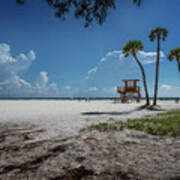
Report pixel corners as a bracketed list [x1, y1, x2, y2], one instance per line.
[0, 43, 179, 97]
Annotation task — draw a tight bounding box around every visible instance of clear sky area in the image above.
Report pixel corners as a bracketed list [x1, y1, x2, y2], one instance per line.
[0, 0, 180, 97]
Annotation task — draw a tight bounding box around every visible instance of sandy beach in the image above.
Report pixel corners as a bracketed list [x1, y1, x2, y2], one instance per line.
[0, 100, 179, 139]
[1, 100, 180, 180]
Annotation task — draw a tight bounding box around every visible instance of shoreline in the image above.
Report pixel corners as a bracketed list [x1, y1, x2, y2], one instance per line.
[0, 97, 179, 101]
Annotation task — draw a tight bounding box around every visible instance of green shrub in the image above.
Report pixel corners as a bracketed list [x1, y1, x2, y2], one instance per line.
[83, 110, 180, 137]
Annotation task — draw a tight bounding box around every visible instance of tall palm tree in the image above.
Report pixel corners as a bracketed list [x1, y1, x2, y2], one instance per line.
[123, 40, 150, 105]
[168, 48, 180, 71]
[149, 27, 168, 106]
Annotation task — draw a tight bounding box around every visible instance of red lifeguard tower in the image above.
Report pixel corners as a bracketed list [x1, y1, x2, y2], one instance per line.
[117, 79, 141, 103]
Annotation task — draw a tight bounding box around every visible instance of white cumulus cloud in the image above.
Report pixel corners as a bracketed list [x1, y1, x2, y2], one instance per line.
[161, 84, 172, 90]
[64, 86, 72, 90]
[88, 67, 97, 75]
[0, 43, 60, 97]
[85, 49, 165, 82]
[160, 84, 180, 97]
[88, 87, 98, 91]
[138, 50, 165, 64]
[37, 72, 49, 87]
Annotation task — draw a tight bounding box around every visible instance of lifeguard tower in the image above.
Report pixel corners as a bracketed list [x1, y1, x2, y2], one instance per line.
[117, 79, 141, 103]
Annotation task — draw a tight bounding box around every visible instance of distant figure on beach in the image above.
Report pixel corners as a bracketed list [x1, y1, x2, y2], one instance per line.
[175, 98, 179, 103]
[85, 98, 90, 102]
[113, 98, 118, 103]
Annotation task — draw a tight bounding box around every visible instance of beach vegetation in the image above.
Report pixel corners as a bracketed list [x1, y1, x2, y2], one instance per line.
[83, 110, 180, 137]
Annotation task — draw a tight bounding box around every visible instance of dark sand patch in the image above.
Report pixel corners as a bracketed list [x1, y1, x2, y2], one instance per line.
[0, 122, 180, 180]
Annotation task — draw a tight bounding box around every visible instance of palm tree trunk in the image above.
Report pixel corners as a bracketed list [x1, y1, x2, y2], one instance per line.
[133, 53, 150, 105]
[177, 58, 180, 71]
[153, 38, 160, 106]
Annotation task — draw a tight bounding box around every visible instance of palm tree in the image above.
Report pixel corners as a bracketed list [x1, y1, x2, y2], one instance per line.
[149, 27, 168, 106]
[168, 48, 180, 71]
[123, 40, 150, 106]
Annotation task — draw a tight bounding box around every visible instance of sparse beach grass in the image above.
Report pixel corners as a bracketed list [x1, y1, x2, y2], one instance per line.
[83, 109, 180, 137]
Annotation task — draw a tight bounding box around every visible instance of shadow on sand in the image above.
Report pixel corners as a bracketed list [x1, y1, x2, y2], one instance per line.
[82, 106, 167, 116]
[81, 109, 142, 116]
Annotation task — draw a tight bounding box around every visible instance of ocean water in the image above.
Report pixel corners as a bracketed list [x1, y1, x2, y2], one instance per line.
[0, 97, 179, 101]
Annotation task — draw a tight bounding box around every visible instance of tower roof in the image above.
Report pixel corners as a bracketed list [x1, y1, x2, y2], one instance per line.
[122, 79, 139, 82]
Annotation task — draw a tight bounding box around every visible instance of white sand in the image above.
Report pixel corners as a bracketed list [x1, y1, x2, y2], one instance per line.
[0, 100, 179, 139]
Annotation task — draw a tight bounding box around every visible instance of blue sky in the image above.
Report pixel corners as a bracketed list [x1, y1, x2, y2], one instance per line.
[0, 0, 180, 97]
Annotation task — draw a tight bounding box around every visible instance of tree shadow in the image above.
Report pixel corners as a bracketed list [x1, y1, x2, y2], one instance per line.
[81, 105, 167, 116]
[81, 108, 143, 116]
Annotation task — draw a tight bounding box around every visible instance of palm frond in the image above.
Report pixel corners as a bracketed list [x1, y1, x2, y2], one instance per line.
[149, 27, 168, 41]
[123, 40, 144, 56]
[16, 0, 24, 4]
[133, 0, 143, 6]
[168, 48, 180, 72]
[168, 48, 180, 59]
[167, 54, 174, 61]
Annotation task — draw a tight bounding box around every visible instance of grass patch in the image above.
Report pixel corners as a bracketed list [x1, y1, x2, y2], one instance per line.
[83, 110, 180, 137]
[108, 117, 115, 121]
